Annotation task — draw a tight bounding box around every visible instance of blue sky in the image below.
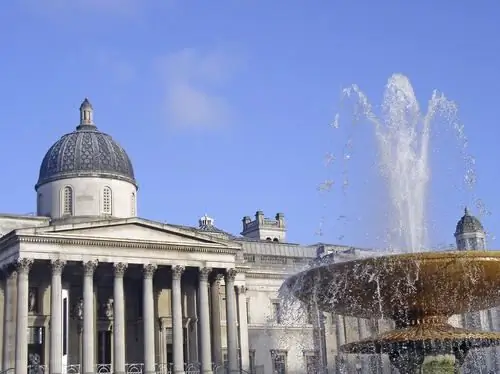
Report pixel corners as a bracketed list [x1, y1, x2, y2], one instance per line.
[0, 1, 498, 249]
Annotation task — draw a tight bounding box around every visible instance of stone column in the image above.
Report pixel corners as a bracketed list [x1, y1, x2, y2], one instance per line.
[113, 263, 127, 374]
[15, 258, 33, 374]
[198, 267, 212, 374]
[3, 267, 17, 371]
[357, 318, 371, 373]
[50, 259, 66, 374]
[82, 260, 98, 374]
[225, 269, 238, 374]
[210, 274, 223, 365]
[335, 315, 347, 373]
[143, 264, 157, 374]
[236, 286, 250, 373]
[172, 265, 185, 374]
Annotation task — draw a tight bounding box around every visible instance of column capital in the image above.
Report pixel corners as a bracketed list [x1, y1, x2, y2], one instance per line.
[83, 259, 98, 276]
[143, 264, 157, 279]
[15, 258, 34, 274]
[172, 265, 185, 280]
[50, 259, 66, 275]
[114, 262, 128, 278]
[199, 267, 212, 282]
[225, 268, 237, 282]
[235, 285, 247, 295]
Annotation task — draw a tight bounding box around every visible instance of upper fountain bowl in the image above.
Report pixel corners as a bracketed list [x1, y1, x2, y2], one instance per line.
[285, 251, 500, 321]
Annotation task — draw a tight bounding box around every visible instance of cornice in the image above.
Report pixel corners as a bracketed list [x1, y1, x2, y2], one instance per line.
[10, 234, 240, 255]
[245, 271, 288, 280]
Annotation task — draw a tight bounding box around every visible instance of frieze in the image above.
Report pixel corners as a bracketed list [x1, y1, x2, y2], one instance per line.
[172, 265, 185, 280]
[10, 234, 239, 255]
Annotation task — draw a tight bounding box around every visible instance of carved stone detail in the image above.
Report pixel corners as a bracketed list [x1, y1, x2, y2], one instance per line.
[143, 264, 157, 279]
[15, 258, 33, 274]
[50, 259, 66, 275]
[114, 262, 128, 277]
[199, 267, 212, 282]
[83, 260, 98, 277]
[172, 265, 185, 280]
[236, 285, 247, 295]
[225, 268, 237, 282]
[72, 298, 84, 321]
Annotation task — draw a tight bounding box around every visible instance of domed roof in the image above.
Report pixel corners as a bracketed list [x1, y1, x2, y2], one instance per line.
[455, 208, 484, 236]
[36, 99, 136, 189]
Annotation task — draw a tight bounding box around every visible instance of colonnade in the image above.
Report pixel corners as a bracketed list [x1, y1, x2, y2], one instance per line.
[3, 258, 246, 374]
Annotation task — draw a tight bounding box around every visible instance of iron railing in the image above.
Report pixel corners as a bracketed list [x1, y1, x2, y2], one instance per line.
[23, 363, 257, 374]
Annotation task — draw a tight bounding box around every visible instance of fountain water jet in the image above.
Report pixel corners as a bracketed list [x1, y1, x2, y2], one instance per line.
[285, 75, 498, 373]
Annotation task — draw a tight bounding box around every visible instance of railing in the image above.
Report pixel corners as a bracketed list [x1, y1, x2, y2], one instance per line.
[23, 363, 256, 374]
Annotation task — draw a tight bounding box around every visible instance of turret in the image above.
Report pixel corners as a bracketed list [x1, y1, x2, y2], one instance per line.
[455, 208, 486, 250]
[241, 211, 286, 242]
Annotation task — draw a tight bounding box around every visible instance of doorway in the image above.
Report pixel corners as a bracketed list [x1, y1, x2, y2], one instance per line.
[27, 327, 44, 374]
[97, 331, 112, 366]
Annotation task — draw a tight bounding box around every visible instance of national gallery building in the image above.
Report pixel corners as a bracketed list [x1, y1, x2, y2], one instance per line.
[0, 100, 494, 374]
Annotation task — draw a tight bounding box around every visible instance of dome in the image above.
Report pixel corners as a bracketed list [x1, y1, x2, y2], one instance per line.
[455, 208, 484, 236]
[35, 99, 136, 189]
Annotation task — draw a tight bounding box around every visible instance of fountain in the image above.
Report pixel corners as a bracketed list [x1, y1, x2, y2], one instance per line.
[285, 75, 500, 372]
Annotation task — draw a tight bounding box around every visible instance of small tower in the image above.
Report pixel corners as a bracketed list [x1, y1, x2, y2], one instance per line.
[77, 98, 96, 130]
[454, 207, 486, 250]
[241, 211, 286, 242]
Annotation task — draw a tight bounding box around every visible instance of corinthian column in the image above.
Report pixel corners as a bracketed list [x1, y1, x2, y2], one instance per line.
[143, 264, 157, 374]
[172, 265, 185, 374]
[225, 269, 238, 374]
[3, 267, 17, 371]
[210, 274, 223, 365]
[50, 259, 66, 374]
[113, 263, 128, 374]
[236, 286, 249, 372]
[15, 258, 33, 374]
[199, 267, 212, 374]
[82, 260, 98, 374]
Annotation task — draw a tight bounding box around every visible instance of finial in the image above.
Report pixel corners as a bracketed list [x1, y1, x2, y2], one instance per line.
[464, 207, 469, 216]
[77, 98, 96, 130]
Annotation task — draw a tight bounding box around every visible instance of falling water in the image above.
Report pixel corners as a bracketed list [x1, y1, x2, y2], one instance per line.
[335, 73, 475, 252]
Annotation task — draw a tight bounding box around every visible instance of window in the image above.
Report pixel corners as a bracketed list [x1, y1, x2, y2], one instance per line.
[221, 297, 227, 321]
[271, 301, 282, 324]
[304, 351, 320, 374]
[131, 192, 136, 216]
[62, 186, 73, 215]
[273, 238, 279, 242]
[103, 187, 112, 215]
[271, 350, 287, 374]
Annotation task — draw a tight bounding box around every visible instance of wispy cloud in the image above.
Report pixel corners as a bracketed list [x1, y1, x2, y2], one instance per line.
[157, 47, 243, 130]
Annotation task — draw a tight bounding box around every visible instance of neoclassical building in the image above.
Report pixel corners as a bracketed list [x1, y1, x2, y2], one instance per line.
[0, 100, 494, 374]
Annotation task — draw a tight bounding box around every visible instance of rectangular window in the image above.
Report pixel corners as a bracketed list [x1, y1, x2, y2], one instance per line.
[221, 297, 227, 321]
[271, 301, 282, 324]
[304, 351, 319, 374]
[271, 350, 287, 374]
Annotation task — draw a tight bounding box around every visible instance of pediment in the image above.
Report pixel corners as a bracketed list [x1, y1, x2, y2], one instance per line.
[28, 218, 234, 248]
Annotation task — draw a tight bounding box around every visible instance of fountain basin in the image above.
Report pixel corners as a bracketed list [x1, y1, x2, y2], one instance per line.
[286, 251, 500, 320]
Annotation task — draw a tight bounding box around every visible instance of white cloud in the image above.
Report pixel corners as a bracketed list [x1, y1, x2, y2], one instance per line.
[158, 48, 242, 130]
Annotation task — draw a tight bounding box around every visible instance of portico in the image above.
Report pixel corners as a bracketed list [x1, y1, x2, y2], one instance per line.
[0, 218, 249, 374]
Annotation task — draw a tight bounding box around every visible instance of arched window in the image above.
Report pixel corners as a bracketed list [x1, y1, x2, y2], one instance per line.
[103, 187, 112, 215]
[62, 186, 73, 216]
[273, 238, 279, 243]
[131, 192, 136, 216]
